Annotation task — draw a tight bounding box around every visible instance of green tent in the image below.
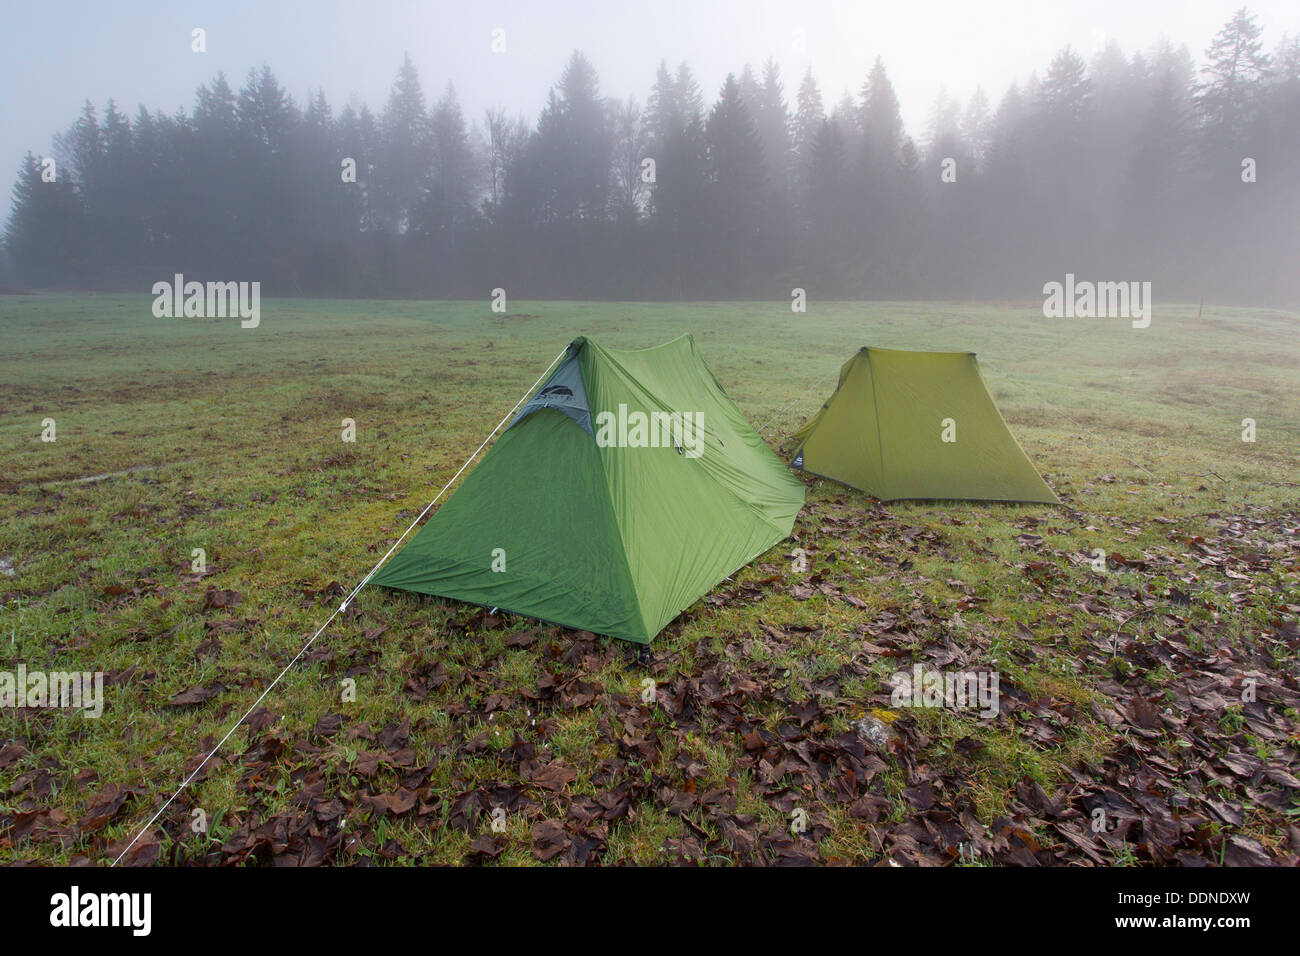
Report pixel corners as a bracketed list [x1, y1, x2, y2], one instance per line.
[790, 347, 1058, 504]
[373, 334, 805, 644]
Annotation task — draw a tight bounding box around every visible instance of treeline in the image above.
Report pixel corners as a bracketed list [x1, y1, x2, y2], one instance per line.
[4, 8, 1298, 304]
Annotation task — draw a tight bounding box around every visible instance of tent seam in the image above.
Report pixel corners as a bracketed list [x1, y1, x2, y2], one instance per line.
[864, 349, 888, 497]
[580, 344, 657, 643]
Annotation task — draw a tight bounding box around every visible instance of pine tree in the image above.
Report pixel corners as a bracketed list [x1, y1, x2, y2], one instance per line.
[791, 68, 825, 194]
[704, 74, 766, 294]
[859, 57, 902, 170]
[925, 87, 963, 165]
[192, 74, 241, 273]
[236, 66, 299, 278]
[98, 99, 140, 282]
[1197, 7, 1272, 135]
[376, 53, 429, 232]
[1038, 46, 1092, 123]
[804, 118, 849, 289]
[4, 152, 88, 286]
[755, 59, 792, 195]
[674, 63, 704, 120]
[962, 87, 991, 171]
[530, 52, 611, 224]
[419, 83, 479, 246]
[645, 61, 680, 153]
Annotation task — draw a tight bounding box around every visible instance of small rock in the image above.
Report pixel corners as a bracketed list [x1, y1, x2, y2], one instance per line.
[853, 714, 896, 749]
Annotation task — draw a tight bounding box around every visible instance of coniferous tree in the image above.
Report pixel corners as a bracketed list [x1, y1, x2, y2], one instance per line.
[376, 53, 429, 234]
[1197, 7, 1272, 138]
[704, 73, 766, 296]
[961, 87, 991, 172]
[2, 23, 1297, 305]
[791, 69, 826, 203]
[4, 152, 88, 286]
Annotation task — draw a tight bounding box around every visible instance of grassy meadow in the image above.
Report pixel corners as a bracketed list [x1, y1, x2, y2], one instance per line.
[1, 294, 1297, 866]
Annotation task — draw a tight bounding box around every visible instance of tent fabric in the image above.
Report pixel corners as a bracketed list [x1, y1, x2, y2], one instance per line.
[507, 348, 593, 436]
[790, 347, 1058, 504]
[373, 334, 806, 644]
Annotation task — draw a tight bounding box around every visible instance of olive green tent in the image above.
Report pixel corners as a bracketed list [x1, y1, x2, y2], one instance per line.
[373, 334, 805, 644]
[790, 347, 1057, 504]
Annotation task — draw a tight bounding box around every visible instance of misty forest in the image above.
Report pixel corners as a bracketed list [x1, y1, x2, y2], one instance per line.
[4, 7, 1297, 305]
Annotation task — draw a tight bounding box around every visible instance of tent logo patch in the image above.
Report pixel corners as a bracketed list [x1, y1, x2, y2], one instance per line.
[594, 403, 705, 459]
[1041, 273, 1152, 329]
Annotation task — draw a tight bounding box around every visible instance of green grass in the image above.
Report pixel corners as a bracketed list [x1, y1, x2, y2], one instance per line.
[0, 294, 1297, 866]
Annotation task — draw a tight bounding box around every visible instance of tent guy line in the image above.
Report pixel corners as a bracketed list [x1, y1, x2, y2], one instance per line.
[753, 367, 839, 439]
[109, 346, 569, 867]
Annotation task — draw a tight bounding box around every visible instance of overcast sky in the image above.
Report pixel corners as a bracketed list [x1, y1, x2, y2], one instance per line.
[2, 0, 1296, 202]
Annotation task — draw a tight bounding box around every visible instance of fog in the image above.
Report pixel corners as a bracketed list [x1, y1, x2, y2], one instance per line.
[2, 0, 1297, 303]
